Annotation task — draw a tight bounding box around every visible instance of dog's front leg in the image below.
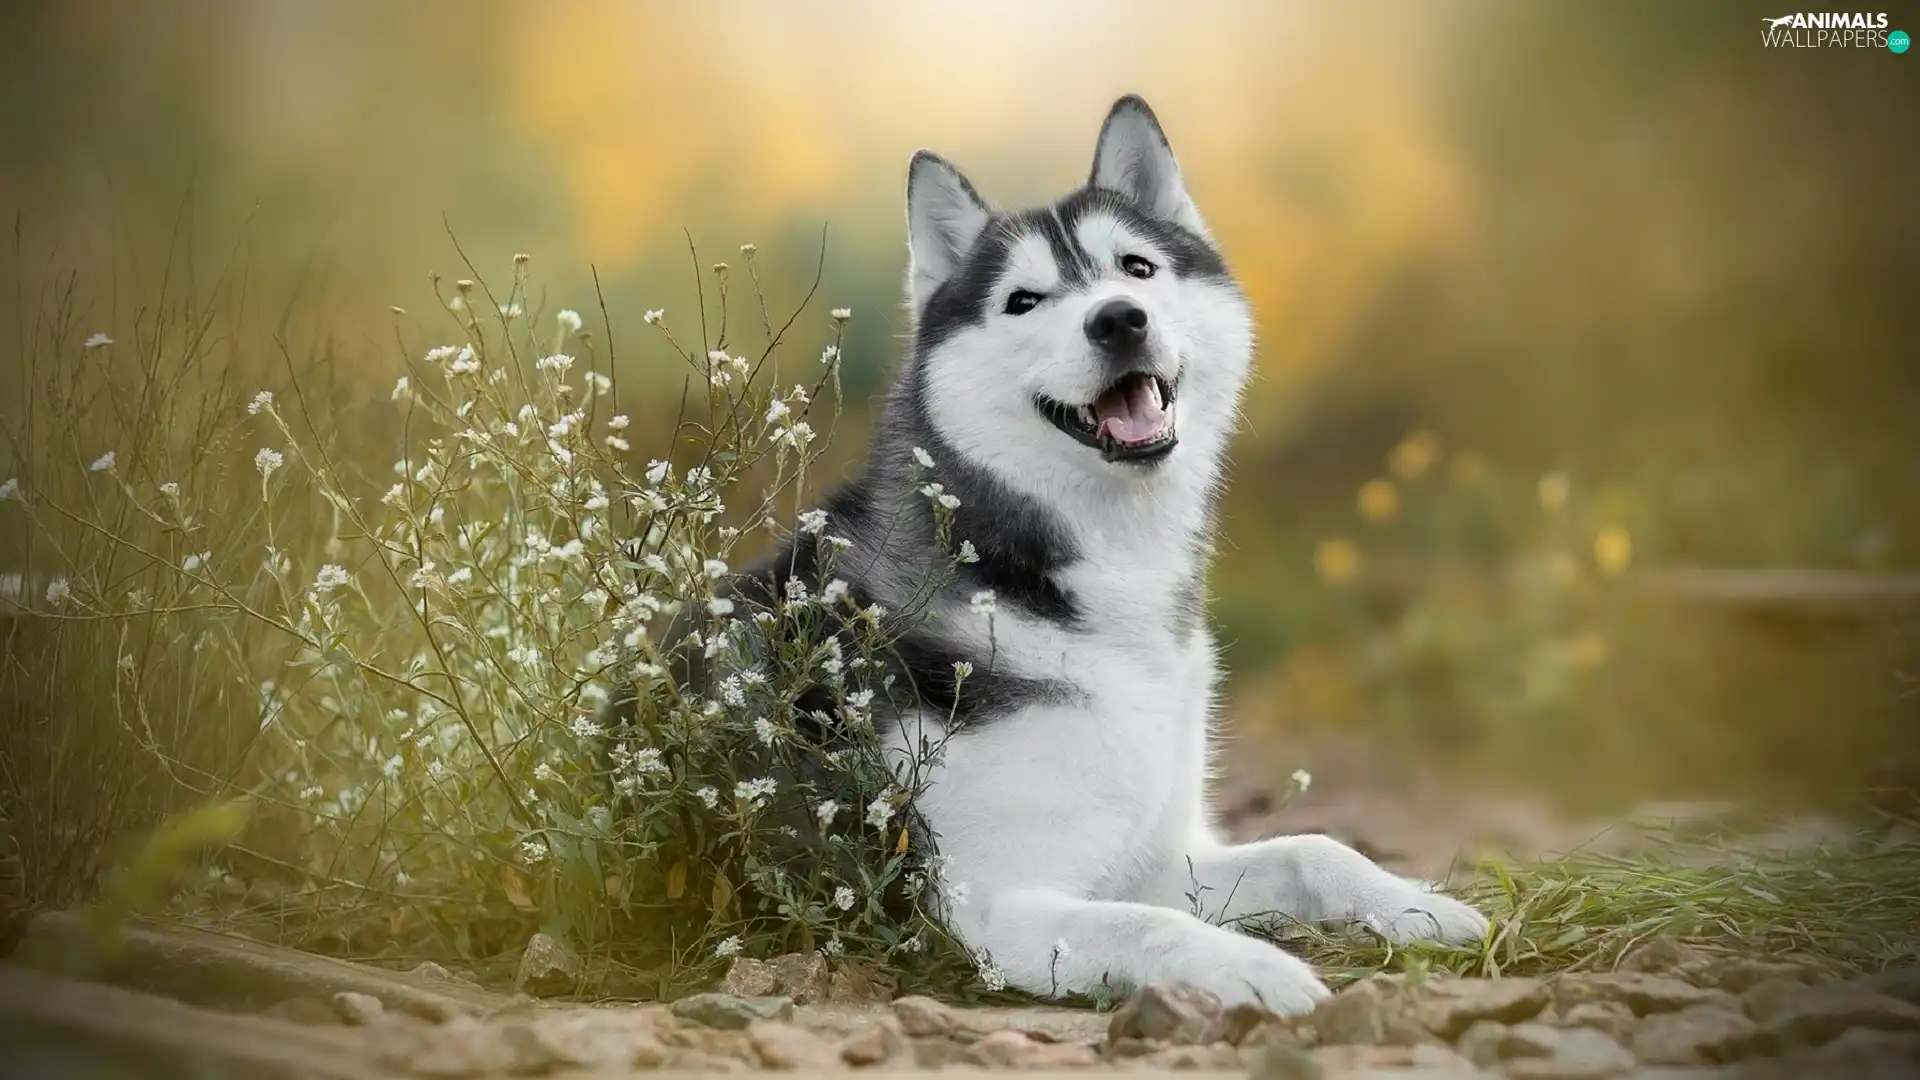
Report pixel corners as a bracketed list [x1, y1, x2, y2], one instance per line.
[959, 886, 1330, 1015]
[1146, 833, 1490, 945]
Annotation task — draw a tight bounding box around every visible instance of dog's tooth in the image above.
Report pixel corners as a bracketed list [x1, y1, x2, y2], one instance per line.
[1147, 380, 1163, 408]
[1079, 405, 1096, 427]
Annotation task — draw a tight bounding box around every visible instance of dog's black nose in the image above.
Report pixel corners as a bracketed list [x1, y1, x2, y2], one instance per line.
[1084, 298, 1150, 353]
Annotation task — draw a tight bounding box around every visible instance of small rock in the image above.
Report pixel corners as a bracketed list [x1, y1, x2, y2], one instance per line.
[1620, 934, 1704, 975]
[1689, 958, 1819, 995]
[717, 957, 781, 998]
[671, 992, 796, 1030]
[892, 995, 959, 1038]
[826, 959, 892, 1004]
[1106, 982, 1225, 1046]
[1502, 1021, 1569, 1058]
[1457, 1019, 1512, 1067]
[525, 1009, 672, 1070]
[911, 1036, 964, 1068]
[1142, 1042, 1242, 1069]
[408, 1015, 516, 1078]
[1631, 1005, 1760, 1065]
[748, 1020, 840, 1070]
[408, 961, 458, 982]
[262, 997, 338, 1026]
[965, 1029, 1038, 1068]
[1556, 972, 1740, 1017]
[1754, 986, 1920, 1048]
[1219, 1002, 1277, 1046]
[1783, 1027, 1920, 1080]
[1556, 1001, 1636, 1039]
[1867, 966, 1920, 1007]
[766, 951, 832, 1005]
[1247, 1040, 1324, 1080]
[499, 1021, 564, 1074]
[1416, 977, 1550, 1039]
[514, 932, 583, 998]
[1740, 979, 1814, 1023]
[1316, 1043, 1479, 1071]
[1310, 978, 1391, 1046]
[330, 991, 385, 1026]
[839, 1018, 909, 1066]
[1309, 977, 1431, 1047]
[1504, 1027, 1636, 1080]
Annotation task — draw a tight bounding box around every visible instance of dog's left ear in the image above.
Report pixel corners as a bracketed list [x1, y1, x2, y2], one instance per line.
[1090, 95, 1207, 237]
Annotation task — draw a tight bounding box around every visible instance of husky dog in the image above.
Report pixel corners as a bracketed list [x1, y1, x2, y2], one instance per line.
[670, 96, 1488, 1012]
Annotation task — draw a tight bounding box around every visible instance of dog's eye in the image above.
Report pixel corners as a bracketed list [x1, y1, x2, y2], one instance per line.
[1121, 255, 1157, 280]
[1004, 290, 1044, 316]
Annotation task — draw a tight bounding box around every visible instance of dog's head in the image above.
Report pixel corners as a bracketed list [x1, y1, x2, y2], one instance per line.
[902, 95, 1253, 505]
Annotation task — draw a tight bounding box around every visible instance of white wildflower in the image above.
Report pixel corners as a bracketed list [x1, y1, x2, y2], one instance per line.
[714, 935, 742, 958]
[830, 307, 851, 321]
[833, 886, 856, 911]
[820, 344, 839, 364]
[821, 579, 850, 605]
[642, 309, 664, 325]
[247, 391, 274, 416]
[535, 353, 574, 373]
[44, 578, 71, 606]
[555, 309, 584, 336]
[1052, 937, 1072, 960]
[764, 399, 790, 425]
[521, 839, 549, 863]
[84, 332, 113, 349]
[708, 597, 735, 616]
[754, 717, 779, 746]
[381, 754, 404, 780]
[570, 715, 603, 740]
[254, 447, 284, 479]
[391, 376, 410, 400]
[89, 451, 116, 473]
[970, 590, 997, 616]
[645, 459, 670, 485]
[797, 509, 828, 534]
[312, 564, 349, 593]
[607, 414, 629, 431]
[182, 551, 210, 572]
[913, 446, 935, 469]
[1291, 768, 1313, 793]
[958, 540, 979, 564]
[0, 478, 17, 501]
[865, 796, 894, 831]
[952, 660, 974, 680]
[695, 786, 720, 809]
[945, 880, 972, 908]
[815, 800, 840, 828]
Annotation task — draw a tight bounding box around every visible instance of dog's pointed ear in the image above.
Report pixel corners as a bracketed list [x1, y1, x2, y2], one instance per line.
[1090, 95, 1207, 236]
[906, 150, 990, 311]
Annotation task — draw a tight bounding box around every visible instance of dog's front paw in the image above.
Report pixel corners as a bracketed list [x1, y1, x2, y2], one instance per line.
[1157, 933, 1331, 1016]
[1361, 884, 1490, 946]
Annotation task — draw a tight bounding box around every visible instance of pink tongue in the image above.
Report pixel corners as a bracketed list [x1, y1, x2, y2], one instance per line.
[1093, 378, 1167, 444]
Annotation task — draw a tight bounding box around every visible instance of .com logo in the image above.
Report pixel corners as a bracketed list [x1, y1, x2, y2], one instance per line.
[1891, 29, 1911, 52]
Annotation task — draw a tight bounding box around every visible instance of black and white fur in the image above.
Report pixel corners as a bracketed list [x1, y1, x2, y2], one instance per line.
[718, 96, 1487, 1012]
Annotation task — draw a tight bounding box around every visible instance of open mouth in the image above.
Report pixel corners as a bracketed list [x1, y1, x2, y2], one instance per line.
[1037, 372, 1178, 464]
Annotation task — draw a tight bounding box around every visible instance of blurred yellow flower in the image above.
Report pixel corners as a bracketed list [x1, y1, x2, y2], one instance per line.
[1315, 538, 1363, 584]
[1537, 471, 1571, 510]
[1388, 430, 1440, 480]
[1357, 479, 1400, 522]
[1594, 527, 1633, 576]
[1448, 451, 1488, 486]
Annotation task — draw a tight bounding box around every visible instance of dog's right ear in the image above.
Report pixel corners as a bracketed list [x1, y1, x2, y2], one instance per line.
[905, 150, 990, 312]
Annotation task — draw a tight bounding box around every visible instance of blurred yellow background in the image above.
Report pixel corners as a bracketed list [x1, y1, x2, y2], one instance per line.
[4, 0, 1917, 811]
